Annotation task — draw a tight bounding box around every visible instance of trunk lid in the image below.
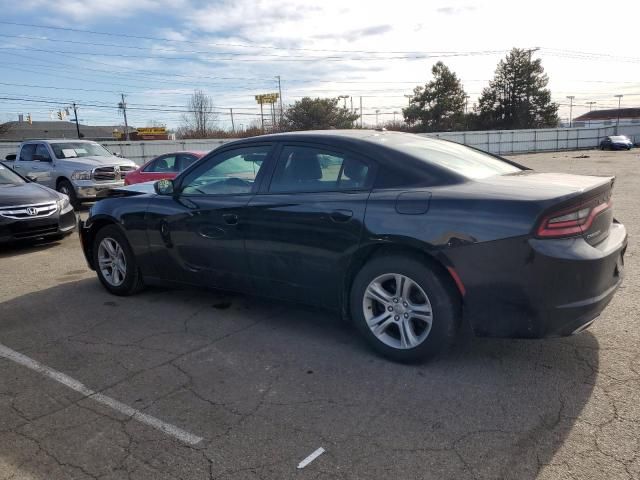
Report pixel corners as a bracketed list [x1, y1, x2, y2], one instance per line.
[467, 171, 615, 244]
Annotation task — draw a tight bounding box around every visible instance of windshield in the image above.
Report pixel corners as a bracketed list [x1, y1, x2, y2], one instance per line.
[0, 164, 26, 186]
[51, 142, 113, 159]
[391, 137, 522, 179]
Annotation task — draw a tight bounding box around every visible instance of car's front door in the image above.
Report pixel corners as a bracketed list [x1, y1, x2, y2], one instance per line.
[244, 143, 375, 308]
[145, 144, 274, 290]
[13, 143, 54, 186]
[31, 143, 55, 187]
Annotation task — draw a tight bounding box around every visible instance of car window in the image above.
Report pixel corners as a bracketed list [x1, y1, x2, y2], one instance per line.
[269, 145, 370, 193]
[0, 163, 26, 185]
[19, 144, 37, 161]
[180, 146, 269, 196]
[144, 155, 177, 173]
[388, 137, 521, 180]
[35, 144, 52, 161]
[178, 154, 199, 171]
[51, 142, 112, 159]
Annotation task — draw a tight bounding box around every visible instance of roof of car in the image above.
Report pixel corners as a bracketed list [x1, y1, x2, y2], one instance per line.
[22, 139, 99, 144]
[227, 129, 439, 151]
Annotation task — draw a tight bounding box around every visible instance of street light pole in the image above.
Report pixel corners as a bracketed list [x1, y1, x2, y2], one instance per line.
[614, 94, 623, 134]
[566, 96, 575, 128]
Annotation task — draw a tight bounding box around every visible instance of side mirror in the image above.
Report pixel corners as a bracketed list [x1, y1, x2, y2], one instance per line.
[154, 179, 174, 195]
[112, 152, 123, 157]
[5, 154, 16, 161]
[26, 175, 38, 182]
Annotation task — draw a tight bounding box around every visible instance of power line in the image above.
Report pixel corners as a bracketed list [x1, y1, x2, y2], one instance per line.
[0, 21, 517, 56]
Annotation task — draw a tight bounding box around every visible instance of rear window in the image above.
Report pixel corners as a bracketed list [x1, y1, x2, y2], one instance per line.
[391, 137, 521, 180]
[610, 136, 630, 142]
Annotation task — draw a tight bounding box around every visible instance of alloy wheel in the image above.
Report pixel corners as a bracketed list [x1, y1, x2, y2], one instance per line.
[97, 237, 127, 287]
[362, 273, 433, 349]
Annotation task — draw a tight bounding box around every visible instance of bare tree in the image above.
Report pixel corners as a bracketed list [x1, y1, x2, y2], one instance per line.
[180, 90, 217, 138]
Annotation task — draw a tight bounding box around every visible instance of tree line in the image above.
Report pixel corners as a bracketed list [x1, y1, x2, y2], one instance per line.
[178, 48, 559, 138]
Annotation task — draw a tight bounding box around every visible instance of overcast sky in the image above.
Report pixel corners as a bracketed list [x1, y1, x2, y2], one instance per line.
[1, 0, 639, 129]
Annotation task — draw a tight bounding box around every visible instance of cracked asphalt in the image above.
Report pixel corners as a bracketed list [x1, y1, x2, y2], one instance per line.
[0, 148, 638, 480]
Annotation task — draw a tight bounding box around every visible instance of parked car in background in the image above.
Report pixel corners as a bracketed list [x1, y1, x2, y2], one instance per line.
[600, 135, 633, 150]
[3, 140, 137, 208]
[124, 151, 207, 185]
[0, 162, 76, 244]
[78, 130, 628, 362]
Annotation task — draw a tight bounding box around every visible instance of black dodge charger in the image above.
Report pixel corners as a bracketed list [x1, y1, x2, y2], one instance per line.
[0, 163, 76, 243]
[79, 131, 627, 361]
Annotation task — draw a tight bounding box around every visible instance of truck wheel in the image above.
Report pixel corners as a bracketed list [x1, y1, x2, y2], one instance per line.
[57, 179, 80, 209]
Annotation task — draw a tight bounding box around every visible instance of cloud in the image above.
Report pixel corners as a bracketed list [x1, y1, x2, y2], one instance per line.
[10, 0, 188, 22]
[436, 5, 476, 15]
[313, 24, 393, 42]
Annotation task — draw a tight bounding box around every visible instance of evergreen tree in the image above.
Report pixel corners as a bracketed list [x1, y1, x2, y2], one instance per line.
[403, 62, 467, 132]
[476, 48, 559, 129]
[283, 97, 359, 131]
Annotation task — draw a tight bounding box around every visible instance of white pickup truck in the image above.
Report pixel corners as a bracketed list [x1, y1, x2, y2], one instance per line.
[4, 139, 137, 208]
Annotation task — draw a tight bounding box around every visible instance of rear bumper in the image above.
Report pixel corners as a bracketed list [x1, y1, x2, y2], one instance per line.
[447, 222, 628, 338]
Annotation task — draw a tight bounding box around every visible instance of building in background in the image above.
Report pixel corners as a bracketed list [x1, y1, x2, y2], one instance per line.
[573, 108, 640, 128]
[0, 120, 137, 141]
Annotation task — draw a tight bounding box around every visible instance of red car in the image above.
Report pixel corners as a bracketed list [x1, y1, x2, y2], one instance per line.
[124, 151, 207, 185]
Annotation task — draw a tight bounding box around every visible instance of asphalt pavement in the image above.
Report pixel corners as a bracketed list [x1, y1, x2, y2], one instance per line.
[0, 148, 639, 479]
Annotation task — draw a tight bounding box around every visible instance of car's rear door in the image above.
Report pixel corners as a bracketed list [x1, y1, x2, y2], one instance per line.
[243, 142, 375, 308]
[145, 144, 274, 290]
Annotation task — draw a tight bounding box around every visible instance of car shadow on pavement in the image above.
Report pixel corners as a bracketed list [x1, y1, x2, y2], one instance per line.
[0, 238, 66, 259]
[0, 278, 599, 480]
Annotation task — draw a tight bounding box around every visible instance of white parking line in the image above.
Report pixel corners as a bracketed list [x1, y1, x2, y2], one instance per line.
[297, 447, 325, 469]
[0, 343, 203, 446]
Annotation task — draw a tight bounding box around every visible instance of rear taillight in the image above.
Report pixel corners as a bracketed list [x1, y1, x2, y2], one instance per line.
[537, 198, 612, 238]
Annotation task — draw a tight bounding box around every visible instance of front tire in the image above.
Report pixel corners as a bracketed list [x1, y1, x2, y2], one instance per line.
[93, 225, 144, 296]
[57, 179, 80, 209]
[350, 255, 459, 362]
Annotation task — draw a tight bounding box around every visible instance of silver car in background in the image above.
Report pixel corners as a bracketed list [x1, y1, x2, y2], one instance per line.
[4, 139, 137, 208]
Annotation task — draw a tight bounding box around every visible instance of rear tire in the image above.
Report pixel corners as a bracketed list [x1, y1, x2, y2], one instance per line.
[57, 179, 80, 210]
[93, 225, 144, 296]
[350, 255, 459, 362]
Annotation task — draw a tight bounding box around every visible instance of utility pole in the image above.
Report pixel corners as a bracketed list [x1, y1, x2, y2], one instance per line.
[525, 47, 540, 127]
[71, 103, 80, 139]
[230, 108, 235, 134]
[586, 101, 597, 127]
[350, 96, 353, 114]
[259, 102, 264, 133]
[614, 94, 623, 134]
[119, 94, 130, 140]
[393, 111, 398, 123]
[566, 96, 575, 128]
[360, 96, 363, 128]
[404, 94, 412, 106]
[276, 75, 283, 125]
[375, 109, 380, 127]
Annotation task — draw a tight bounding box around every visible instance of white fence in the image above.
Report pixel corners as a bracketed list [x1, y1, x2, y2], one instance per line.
[1, 126, 639, 165]
[418, 125, 640, 156]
